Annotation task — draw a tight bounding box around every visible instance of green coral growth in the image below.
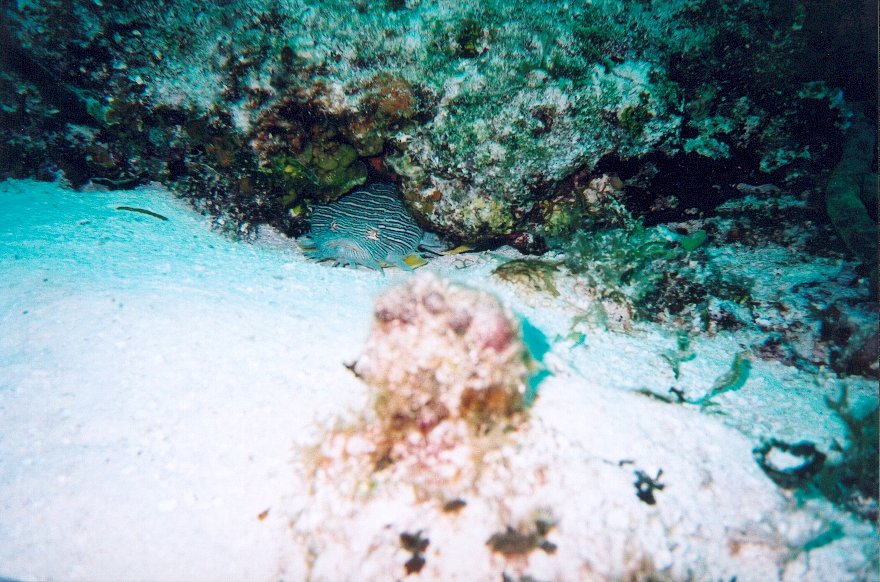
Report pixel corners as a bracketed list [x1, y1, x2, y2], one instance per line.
[308, 142, 368, 199]
[678, 229, 708, 252]
[429, 11, 496, 60]
[264, 154, 318, 208]
[563, 225, 682, 314]
[454, 17, 484, 58]
[568, 4, 621, 72]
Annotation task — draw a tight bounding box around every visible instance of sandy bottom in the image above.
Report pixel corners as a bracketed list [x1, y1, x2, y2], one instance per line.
[0, 179, 876, 581]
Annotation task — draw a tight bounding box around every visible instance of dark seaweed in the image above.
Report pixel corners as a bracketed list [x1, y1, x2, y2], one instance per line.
[752, 439, 826, 488]
[400, 530, 429, 574]
[634, 469, 665, 505]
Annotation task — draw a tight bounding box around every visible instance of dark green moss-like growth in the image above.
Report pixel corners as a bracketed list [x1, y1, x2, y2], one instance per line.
[572, 5, 619, 65]
[825, 112, 877, 292]
[428, 11, 497, 60]
[261, 141, 367, 204]
[619, 92, 655, 136]
[564, 226, 684, 316]
[454, 17, 484, 58]
[563, 224, 752, 330]
[543, 5, 620, 82]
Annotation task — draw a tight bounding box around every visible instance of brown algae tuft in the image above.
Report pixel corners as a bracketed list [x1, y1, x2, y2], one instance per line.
[487, 511, 558, 557]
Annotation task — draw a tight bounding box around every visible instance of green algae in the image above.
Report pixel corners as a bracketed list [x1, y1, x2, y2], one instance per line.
[262, 141, 367, 205]
[691, 352, 751, 408]
[618, 92, 655, 136]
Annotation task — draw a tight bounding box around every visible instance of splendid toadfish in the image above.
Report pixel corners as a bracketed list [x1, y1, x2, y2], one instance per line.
[304, 183, 428, 272]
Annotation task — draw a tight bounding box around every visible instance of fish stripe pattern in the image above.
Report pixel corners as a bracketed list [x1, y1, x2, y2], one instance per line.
[306, 183, 424, 271]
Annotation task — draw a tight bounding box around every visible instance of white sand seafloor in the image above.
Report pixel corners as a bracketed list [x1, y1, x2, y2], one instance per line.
[0, 179, 876, 581]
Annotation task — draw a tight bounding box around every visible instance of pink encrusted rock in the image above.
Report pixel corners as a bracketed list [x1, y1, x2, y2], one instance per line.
[352, 272, 530, 451]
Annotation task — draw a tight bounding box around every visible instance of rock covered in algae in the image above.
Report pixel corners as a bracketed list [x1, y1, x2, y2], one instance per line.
[352, 272, 529, 450]
[299, 273, 532, 506]
[3, 0, 869, 244]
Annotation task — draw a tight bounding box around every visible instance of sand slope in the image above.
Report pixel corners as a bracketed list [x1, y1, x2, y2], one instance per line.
[0, 180, 875, 581]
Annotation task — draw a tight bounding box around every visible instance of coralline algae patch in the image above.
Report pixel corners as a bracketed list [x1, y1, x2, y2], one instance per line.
[353, 272, 530, 442]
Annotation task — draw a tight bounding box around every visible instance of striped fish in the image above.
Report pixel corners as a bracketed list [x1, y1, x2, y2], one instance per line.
[305, 183, 424, 272]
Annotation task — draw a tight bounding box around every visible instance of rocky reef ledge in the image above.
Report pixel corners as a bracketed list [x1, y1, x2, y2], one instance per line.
[2, 0, 875, 254]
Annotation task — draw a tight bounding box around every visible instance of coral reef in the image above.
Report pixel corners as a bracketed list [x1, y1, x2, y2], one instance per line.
[2, 0, 864, 247]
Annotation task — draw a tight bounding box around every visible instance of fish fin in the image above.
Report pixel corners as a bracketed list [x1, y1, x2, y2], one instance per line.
[355, 256, 385, 273]
[383, 255, 412, 271]
[297, 238, 317, 251]
[403, 255, 429, 269]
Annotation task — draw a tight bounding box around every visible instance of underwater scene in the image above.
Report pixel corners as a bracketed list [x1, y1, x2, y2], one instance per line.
[0, 1, 877, 580]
